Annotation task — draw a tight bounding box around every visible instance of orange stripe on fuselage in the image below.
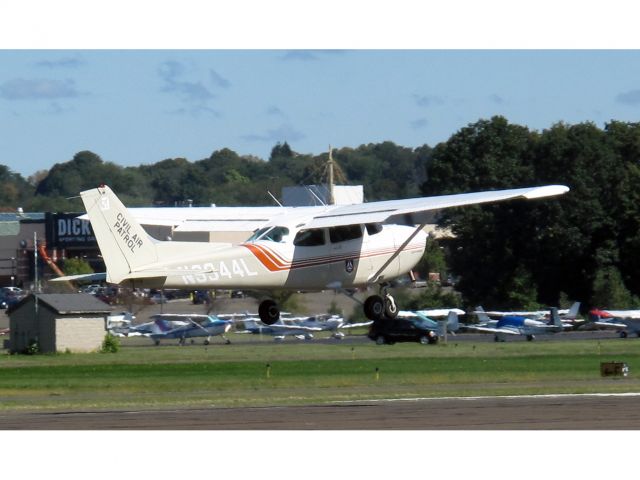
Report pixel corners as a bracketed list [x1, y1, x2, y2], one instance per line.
[242, 243, 290, 271]
[242, 242, 424, 273]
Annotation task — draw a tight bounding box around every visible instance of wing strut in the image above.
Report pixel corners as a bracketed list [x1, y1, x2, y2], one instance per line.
[368, 223, 427, 285]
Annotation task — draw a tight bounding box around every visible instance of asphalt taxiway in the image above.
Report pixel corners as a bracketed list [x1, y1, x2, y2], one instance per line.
[2, 393, 640, 429]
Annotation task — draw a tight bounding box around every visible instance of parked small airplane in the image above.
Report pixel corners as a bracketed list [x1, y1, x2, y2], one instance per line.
[465, 307, 569, 341]
[65, 183, 568, 325]
[238, 314, 372, 341]
[474, 302, 581, 322]
[589, 308, 640, 319]
[106, 311, 135, 336]
[133, 313, 233, 345]
[587, 309, 640, 338]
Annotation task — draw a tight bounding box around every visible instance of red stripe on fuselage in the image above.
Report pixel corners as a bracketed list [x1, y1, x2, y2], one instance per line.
[242, 243, 424, 273]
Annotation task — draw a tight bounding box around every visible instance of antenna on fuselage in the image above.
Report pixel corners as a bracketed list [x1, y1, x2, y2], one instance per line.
[267, 190, 284, 207]
[307, 186, 326, 206]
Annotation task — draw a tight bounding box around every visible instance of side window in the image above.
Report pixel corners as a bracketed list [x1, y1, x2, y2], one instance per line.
[293, 229, 326, 247]
[365, 223, 383, 235]
[329, 225, 363, 243]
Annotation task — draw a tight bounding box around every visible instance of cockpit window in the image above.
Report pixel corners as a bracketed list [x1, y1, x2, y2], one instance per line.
[329, 225, 363, 243]
[246, 227, 271, 242]
[294, 228, 326, 247]
[246, 226, 290, 243]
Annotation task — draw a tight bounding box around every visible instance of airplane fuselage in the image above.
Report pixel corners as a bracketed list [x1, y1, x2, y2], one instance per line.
[128, 223, 427, 291]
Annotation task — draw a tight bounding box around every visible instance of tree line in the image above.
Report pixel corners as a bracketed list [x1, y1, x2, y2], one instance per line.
[2, 115, 639, 311]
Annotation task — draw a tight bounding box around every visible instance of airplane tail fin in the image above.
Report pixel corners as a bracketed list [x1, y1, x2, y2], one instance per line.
[447, 311, 459, 332]
[566, 302, 581, 319]
[80, 185, 159, 284]
[474, 306, 491, 323]
[549, 307, 563, 327]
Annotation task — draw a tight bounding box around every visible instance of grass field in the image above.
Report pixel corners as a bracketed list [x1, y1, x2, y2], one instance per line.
[1, 334, 640, 411]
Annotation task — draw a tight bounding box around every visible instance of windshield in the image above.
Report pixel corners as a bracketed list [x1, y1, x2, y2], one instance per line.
[246, 226, 290, 243]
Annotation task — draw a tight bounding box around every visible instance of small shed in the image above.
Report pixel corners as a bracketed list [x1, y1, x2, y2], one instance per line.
[8, 293, 113, 353]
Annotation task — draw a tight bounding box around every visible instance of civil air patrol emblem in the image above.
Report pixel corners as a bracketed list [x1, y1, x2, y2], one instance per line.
[345, 259, 354, 273]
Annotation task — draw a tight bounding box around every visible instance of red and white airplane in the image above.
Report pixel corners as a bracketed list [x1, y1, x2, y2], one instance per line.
[73, 184, 568, 324]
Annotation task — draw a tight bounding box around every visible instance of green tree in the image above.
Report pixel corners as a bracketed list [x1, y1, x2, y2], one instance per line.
[591, 266, 638, 309]
[61, 258, 94, 276]
[0, 164, 33, 209]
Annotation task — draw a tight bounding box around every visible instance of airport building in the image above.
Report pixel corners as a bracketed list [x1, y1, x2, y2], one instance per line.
[7, 293, 113, 353]
[0, 212, 101, 288]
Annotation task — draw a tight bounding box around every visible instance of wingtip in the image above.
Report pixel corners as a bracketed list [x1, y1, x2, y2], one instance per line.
[523, 185, 570, 199]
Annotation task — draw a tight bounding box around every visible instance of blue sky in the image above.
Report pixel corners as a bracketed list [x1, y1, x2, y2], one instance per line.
[2, 3, 640, 178]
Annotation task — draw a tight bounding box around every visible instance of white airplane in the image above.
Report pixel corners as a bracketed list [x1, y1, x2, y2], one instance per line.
[106, 311, 136, 336]
[132, 313, 233, 345]
[474, 302, 581, 321]
[586, 309, 640, 338]
[465, 307, 570, 341]
[69, 183, 568, 325]
[238, 314, 371, 341]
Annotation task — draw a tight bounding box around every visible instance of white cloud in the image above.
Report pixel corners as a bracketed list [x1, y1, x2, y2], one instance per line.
[209, 69, 231, 89]
[35, 56, 85, 68]
[0, 78, 79, 100]
[412, 94, 444, 108]
[616, 89, 640, 106]
[241, 123, 305, 142]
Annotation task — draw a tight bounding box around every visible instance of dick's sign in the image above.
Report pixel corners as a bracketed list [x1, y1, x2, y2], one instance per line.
[46, 213, 97, 247]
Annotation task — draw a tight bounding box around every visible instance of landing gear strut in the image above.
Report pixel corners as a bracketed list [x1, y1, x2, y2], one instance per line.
[259, 299, 280, 325]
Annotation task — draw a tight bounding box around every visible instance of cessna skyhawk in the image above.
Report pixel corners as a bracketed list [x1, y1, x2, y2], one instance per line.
[76, 184, 568, 325]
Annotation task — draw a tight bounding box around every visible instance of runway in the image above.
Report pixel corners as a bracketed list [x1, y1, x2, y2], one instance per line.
[2, 393, 640, 429]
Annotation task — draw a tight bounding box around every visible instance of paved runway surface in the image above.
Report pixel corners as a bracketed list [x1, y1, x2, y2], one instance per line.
[2, 394, 639, 429]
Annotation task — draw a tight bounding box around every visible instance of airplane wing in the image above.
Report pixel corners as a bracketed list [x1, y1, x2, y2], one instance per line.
[267, 324, 324, 332]
[299, 185, 569, 229]
[103, 185, 569, 232]
[49, 272, 107, 283]
[602, 310, 640, 319]
[339, 320, 373, 329]
[78, 206, 319, 232]
[417, 308, 465, 317]
[591, 320, 628, 330]
[464, 325, 520, 335]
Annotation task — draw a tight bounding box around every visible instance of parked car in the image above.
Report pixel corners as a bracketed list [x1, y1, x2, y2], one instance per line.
[0, 289, 24, 310]
[368, 317, 439, 345]
[2, 286, 22, 294]
[148, 292, 168, 304]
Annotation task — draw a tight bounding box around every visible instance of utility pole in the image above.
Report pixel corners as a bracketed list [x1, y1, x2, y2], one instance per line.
[328, 145, 335, 205]
[34, 231, 39, 293]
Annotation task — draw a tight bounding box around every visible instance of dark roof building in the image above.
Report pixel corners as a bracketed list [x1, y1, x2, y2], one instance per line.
[8, 293, 112, 353]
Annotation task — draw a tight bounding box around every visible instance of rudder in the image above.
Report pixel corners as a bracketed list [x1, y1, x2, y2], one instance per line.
[81, 185, 159, 284]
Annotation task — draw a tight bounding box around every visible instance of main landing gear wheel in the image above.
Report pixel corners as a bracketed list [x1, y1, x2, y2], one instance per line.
[364, 294, 399, 320]
[259, 299, 280, 325]
[364, 295, 385, 320]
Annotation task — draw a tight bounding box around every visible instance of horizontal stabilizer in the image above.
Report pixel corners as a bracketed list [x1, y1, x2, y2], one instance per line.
[50, 272, 107, 283]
